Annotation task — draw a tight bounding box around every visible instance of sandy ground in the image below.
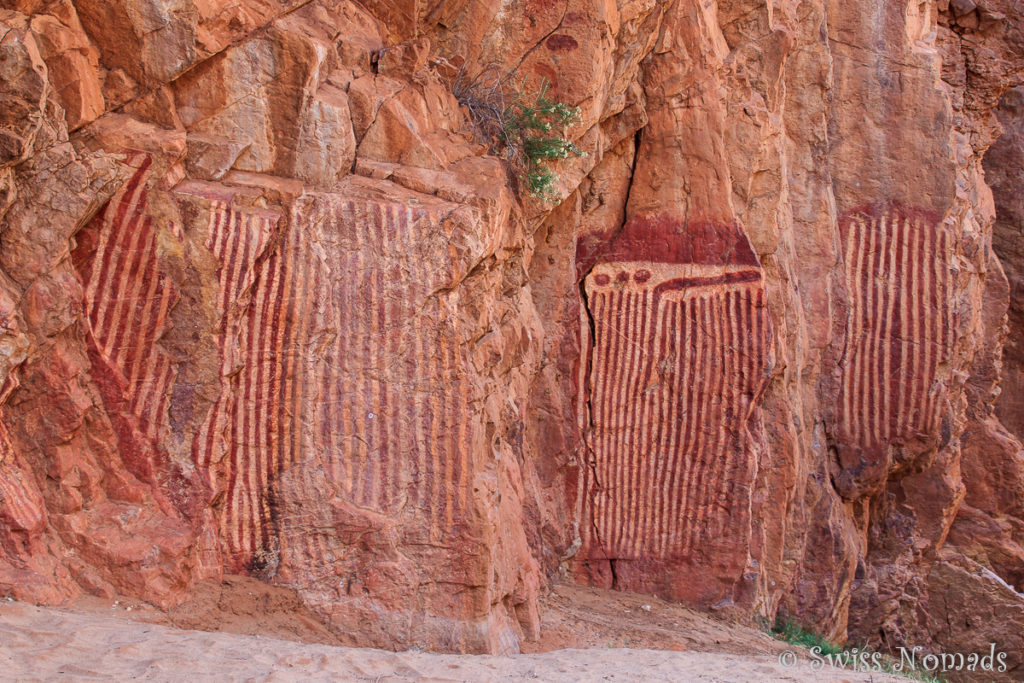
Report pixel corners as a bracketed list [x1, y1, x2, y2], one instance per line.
[0, 582, 905, 682]
[524, 583, 797, 654]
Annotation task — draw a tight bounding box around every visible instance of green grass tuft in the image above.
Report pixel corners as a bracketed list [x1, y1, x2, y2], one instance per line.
[770, 617, 843, 656]
[766, 617, 946, 682]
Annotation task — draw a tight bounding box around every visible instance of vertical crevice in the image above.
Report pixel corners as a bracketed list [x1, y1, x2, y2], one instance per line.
[578, 264, 607, 571]
[621, 128, 644, 217]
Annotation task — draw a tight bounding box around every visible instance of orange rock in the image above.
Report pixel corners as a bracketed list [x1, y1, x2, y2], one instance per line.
[27, 3, 104, 130]
[1, 0, 1023, 668]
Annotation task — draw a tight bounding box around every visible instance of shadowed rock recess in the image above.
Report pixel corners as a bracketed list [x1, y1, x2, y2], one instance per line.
[1, 0, 1023, 676]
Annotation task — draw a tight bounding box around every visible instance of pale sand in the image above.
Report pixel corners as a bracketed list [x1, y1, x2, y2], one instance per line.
[0, 600, 904, 682]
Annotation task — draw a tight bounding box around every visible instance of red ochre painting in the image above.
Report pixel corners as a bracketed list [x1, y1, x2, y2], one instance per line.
[190, 193, 284, 569]
[0, 378, 44, 541]
[69, 151, 208, 526]
[576, 215, 772, 600]
[72, 160, 473, 575]
[73, 153, 179, 449]
[835, 204, 958, 469]
[189, 192, 470, 572]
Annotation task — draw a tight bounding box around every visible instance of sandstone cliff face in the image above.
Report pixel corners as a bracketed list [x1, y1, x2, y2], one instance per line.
[989, 87, 1024, 439]
[1, 0, 1023, 674]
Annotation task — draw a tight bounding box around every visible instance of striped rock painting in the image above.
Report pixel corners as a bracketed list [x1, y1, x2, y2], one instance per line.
[0, 378, 44, 540]
[286, 196, 471, 575]
[576, 217, 772, 599]
[836, 205, 957, 464]
[71, 153, 180, 461]
[190, 191, 469, 573]
[300, 198, 470, 532]
[0, 425, 44, 539]
[187, 192, 283, 571]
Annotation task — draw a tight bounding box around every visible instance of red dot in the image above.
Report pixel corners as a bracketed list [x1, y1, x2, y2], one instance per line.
[634, 270, 651, 283]
[616, 271, 629, 282]
[594, 274, 610, 286]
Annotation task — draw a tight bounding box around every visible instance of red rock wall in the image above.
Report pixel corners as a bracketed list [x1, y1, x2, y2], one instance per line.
[987, 86, 1024, 439]
[1, 0, 1023, 673]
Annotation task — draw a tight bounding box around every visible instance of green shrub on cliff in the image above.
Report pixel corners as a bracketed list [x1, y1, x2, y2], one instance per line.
[453, 66, 583, 201]
[506, 79, 584, 199]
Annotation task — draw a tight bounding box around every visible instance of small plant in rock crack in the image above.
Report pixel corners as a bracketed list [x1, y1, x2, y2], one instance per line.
[506, 79, 584, 199]
[452, 64, 584, 201]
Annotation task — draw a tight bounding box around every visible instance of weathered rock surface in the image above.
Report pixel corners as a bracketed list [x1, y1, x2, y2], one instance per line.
[1, 0, 1023, 677]
[987, 86, 1024, 439]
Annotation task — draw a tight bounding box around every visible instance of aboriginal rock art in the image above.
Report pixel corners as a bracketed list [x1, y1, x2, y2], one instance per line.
[187, 190, 284, 570]
[189, 191, 469, 572]
[576, 218, 772, 595]
[0, 379, 44, 542]
[72, 153, 180, 448]
[835, 205, 957, 469]
[297, 197, 470, 535]
[69, 152, 203, 524]
[0, 288, 40, 542]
